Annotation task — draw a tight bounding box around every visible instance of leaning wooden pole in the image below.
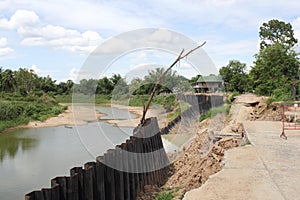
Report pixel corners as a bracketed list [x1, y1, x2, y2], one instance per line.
[140, 42, 206, 125]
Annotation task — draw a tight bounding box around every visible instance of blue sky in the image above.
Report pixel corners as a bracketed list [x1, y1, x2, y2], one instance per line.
[1, 0, 300, 82]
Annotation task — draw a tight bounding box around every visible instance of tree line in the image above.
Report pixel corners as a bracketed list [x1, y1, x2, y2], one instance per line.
[0, 67, 194, 99]
[73, 68, 192, 99]
[0, 68, 74, 96]
[219, 19, 300, 100]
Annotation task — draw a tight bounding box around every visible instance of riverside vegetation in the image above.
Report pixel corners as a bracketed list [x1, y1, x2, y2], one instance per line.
[0, 67, 193, 132]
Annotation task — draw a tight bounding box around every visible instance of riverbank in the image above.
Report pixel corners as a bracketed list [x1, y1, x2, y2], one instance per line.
[16, 104, 105, 129]
[107, 104, 167, 128]
[3, 103, 165, 133]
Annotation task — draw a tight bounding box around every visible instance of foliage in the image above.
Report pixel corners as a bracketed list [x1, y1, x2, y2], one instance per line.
[189, 74, 202, 83]
[154, 191, 174, 200]
[250, 42, 299, 98]
[130, 68, 192, 95]
[259, 19, 298, 50]
[0, 67, 74, 96]
[219, 60, 249, 93]
[0, 94, 66, 132]
[167, 101, 190, 121]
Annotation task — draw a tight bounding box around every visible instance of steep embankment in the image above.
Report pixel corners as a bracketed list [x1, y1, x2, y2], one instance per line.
[140, 94, 274, 199]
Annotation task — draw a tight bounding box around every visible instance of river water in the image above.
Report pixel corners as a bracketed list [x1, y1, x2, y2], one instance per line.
[0, 105, 179, 200]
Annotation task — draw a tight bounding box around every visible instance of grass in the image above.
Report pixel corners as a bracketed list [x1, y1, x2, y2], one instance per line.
[167, 101, 190, 121]
[199, 106, 228, 122]
[56, 94, 111, 104]
[154, 187, 184, 200]
[154, 191, 174, 200]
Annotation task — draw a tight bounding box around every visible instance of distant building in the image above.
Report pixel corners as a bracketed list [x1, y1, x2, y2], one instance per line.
[192, 75, 223, 93]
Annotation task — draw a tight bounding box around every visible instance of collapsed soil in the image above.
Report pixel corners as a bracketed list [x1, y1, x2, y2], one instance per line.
[137, 93, 278, 200]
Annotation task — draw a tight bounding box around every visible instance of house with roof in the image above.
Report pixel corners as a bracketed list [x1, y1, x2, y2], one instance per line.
[192, 75, 223, 93]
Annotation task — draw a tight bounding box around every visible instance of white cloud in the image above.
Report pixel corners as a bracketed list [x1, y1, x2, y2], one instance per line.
[0, 37, 14, 58]
[69, 68, 79, 82]
[0, 9, 40, 29]
[0, 9, 103, 53]
[292, 17, 300, 43]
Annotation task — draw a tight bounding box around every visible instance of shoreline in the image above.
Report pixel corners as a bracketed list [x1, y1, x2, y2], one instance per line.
[19, 104, 106, 128]
[1, 103, 166, 134]
[1, 103, 169, 135]
[107, 104, 167, 128]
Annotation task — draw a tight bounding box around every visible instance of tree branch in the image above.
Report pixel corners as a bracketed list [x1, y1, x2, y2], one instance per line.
[139, 41, 206, 125]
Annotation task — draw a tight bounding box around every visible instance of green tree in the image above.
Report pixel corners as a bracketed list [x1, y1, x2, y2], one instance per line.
[129, 78, 143, 94]
[143, 68, 179, 94]
[110, 74, 122, 86]
[1, 69, 16, 92]
[189, 74, 202, 83]
[96, 77, 114, 95]
[219, 60, 249, 93]
[14, 68, 39, 95]
[250, 42, 299, 98]
[111, 76, 129, 99]
[78, 79, 98, 95]
[259, 19, 298, 50]
[40, 75, 57, 93]
[250, 19, 300, 99]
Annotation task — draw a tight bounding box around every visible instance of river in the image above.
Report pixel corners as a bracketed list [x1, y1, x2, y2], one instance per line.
[0, 105, 179, 200]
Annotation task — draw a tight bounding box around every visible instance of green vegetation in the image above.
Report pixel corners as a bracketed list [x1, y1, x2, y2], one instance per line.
[167, 101, 190, 121]
[219, 60, 249, 93]
[199, 106, 228, 122]
[0, 66, 194, 132]
[0, 93, 67, 132]
[219, 19, 300, 101]
[154, 191, 174, 200]
[154, 187, 184, 200]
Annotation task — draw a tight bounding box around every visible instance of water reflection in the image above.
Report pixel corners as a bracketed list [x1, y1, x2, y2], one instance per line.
[0, 131, 37, 162]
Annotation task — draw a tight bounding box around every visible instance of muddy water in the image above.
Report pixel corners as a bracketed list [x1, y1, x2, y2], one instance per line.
[0, 105, 178, 200]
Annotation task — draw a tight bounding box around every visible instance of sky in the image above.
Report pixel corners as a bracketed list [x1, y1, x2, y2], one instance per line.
[1, 0, 300, 82]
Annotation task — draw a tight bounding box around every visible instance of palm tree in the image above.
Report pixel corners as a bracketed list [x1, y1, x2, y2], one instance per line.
[1, 69, 16, 92]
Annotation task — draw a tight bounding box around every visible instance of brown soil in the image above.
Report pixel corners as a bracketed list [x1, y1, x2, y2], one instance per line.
[137, 93, 276, 200]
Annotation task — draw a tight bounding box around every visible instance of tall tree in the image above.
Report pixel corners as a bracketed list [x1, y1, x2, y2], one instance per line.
[250, 43, 299, 97]
[1, 69, 16, 92]
[259, 19, 298, 50]
[219, 60, 249, 93]
[250, 19, 300, 99]
[96, 77, 113, 95]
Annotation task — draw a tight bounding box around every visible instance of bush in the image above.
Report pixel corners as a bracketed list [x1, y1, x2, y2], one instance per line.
[0, 93, 66, 132]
